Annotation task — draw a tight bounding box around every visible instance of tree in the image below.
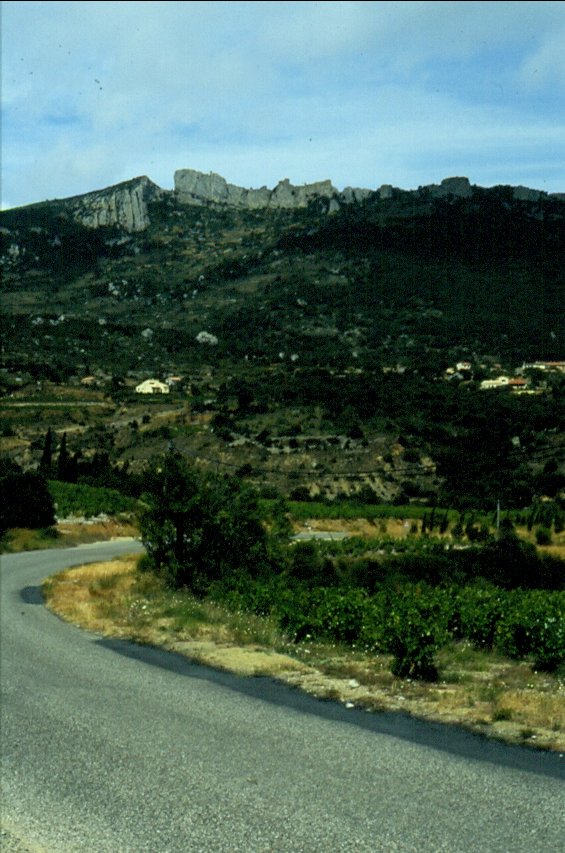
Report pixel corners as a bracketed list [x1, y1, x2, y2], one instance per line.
[57, 432, 70, 481]
[39, 428, 54, 477]
[0, 461, 56, 532]
[139, 453, 272, 593]
[270, 496, 293, 543]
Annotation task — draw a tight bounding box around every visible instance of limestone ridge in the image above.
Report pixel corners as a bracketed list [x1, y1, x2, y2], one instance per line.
[64, 176, 164, 232]
[9, 171, 563, 233]
[173, 171, 561, 211]
[174, 169, 348, 210]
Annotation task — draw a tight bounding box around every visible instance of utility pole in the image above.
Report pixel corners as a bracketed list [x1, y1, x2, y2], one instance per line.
[496, 498, 501, 533]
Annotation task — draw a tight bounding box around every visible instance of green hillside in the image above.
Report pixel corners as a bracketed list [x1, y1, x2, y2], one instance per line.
[1, 179, 564, 508]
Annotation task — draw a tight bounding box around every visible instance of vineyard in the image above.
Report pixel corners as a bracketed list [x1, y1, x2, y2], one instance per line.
[137, 456, 565, 682]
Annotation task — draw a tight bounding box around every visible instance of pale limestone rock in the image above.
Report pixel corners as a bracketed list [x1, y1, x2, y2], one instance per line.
[174, 169, 339, 211]
[66, 176, 163, 232]
[341, 186, 373, 203]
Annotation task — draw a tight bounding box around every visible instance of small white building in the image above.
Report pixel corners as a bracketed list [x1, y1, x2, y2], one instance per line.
[479, 376, 510, 390]
[522, 361, 565, 373]
[135, 379, 170, 394]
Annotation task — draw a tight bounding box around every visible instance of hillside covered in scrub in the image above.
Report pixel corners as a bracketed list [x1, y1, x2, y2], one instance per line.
[1, 170, 564, 508]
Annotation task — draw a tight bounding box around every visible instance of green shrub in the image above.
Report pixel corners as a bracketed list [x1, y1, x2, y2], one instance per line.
[39, 525, 61, 540]
[49, 480, 137, 518]
[287, 541, 337, 587]
[495, 590, 565, 671]
[275, 587, 323, 642]
[386, 586, 452, 680]
[359, 591, 390, 651]
[311, 587, 368, 644]
[452, 584, 507, 648]
[535, 527, 552, 546]
[475, 533, 552, 588]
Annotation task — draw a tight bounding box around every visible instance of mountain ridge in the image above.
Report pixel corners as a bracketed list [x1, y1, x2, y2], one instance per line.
[5, 169, 564, 233]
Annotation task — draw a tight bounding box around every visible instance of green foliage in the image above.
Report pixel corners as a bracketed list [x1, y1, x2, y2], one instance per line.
[285, 500, 429, 521]
[535, 527, 553, 546]
[48, 480, 137, 518]
[139, 453, 272, 593]
[249, 580, 452, 680]
[148, 511, 565, 679]
[452, 584, 506, 648]
[275, 528, 565, 592]
[477, 532, 563, 589]
[495, 590, 565, 671]
[39, 428, 54, 477]
[0, 460, 56, 531]
[269, 496, 293, 543]
[381, 585, 452, 680]
[279, 586, 369, 645]
[286, 541, 335, 587]
[57, 432, 71, 481]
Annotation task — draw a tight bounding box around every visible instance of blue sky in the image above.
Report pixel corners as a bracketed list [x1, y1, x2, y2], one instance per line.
[2, 0, 565, 209]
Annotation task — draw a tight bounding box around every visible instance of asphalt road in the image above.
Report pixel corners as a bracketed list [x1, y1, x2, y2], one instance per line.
[1, 542, 564, 853]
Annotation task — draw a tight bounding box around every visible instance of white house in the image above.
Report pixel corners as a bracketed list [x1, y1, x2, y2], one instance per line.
[522, 361, 565, 373]
[479, 376, 510, 390]
[135, 379, 170, 394]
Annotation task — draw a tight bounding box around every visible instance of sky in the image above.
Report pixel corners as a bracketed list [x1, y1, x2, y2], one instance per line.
[2, 0, 565, 209]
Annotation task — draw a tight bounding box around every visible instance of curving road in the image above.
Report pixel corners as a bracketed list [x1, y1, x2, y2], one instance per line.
[1, 542, 564, 852]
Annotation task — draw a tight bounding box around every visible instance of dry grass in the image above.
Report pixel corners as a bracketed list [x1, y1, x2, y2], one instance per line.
[292, 517, 421, 538]
[56, 518, 138, 544]
[2, 519, 138, 553]
[43, 557, 565, 752]
[43, 558, 137, 635]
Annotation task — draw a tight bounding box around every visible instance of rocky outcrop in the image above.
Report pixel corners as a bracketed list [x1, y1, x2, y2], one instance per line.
[423, 177, 473, 199]
[174, 169, 339, 211]
[66, 176, 164, 232]
[512, 185, 543, 202]
[341, 186, 374, 204]
[378, 185, 394, 200]
[6, 169, 560, 235]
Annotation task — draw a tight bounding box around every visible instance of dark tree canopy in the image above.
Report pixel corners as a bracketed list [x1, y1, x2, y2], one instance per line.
[139, 453, 272, 593]
[0, 462, 56, 532]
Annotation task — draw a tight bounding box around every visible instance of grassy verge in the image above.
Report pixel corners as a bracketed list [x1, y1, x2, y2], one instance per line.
[1, 518, 138, 553]
[43, 555, 565, 753]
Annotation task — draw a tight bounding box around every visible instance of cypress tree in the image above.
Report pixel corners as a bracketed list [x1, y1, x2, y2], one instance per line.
[39, 428, 53, 477]
[57, 432, 70, 481]
[57, 432, 71, 482]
